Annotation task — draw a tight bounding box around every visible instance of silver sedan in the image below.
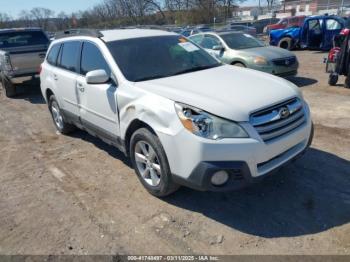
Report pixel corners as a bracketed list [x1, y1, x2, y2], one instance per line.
[189, 31, 298, 77]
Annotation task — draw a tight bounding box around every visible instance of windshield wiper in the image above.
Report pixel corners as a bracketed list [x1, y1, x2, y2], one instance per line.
[173, 64, 221, 76]
[134, 75, 170, 82]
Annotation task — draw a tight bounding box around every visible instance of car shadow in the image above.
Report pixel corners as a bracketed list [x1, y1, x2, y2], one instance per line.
[286, 76, 318, 88]
[70, 129, 132, 168]
[11, 84, 45, 104]
[164, 148, 350, 238]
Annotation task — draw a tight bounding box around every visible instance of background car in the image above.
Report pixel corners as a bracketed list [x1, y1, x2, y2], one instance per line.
[225, 25, 257, 36]
[180, 26, 212, 37]
[264, 15, 306, 34]
[189, 31, 298, 77]
[0, 28, 49, 97]
[252, 18, 280, 34]
[270, 15, 345, 50]
[230, 21, 253, 27]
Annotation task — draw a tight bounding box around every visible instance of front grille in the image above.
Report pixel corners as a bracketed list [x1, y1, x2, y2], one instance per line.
[272, 56, 297, 67]
[250, 98, 306, 142]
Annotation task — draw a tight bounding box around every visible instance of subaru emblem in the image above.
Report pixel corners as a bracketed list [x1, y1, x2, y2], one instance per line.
[279, 107, 290, 119]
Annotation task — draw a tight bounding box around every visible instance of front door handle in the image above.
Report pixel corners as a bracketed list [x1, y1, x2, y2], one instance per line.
[77, 83, 85, 92]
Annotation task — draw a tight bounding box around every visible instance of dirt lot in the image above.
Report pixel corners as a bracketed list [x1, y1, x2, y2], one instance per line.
[0, 50, 350, 255]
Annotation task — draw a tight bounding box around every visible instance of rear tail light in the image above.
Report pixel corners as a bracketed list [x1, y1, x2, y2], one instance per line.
[38, 64, 43, 74]
[4, 53, 13, 71]
[328, 47, 341, 63]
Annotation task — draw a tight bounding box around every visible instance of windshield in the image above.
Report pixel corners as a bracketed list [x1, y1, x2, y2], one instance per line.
[221, 33, 265, 49]
[0, 31, 49, 48]
[107, 35, 221, 82]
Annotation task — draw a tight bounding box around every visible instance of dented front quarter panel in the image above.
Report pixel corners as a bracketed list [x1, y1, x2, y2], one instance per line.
[117, 82, 182, 141]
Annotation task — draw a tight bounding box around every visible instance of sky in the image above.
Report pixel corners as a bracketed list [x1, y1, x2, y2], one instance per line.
[1, 0, 260, 18]
[1, 0, 102, 17]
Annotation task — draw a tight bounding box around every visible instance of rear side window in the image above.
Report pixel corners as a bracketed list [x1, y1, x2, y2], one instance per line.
[0, 31, 48, 48]
[47, 44, 61, 65]
[326, 19, 342, 30]
[58, 41, 81, 73]
[80, 42, 111, 76]
[289, 17, 298, 24]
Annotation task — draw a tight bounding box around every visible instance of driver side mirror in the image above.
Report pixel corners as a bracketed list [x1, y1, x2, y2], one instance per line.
[212, 45, 225, 51]
[86, 69, 110, 84]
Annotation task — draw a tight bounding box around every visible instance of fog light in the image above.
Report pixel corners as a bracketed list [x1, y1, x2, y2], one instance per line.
[211, 171, 229, 186]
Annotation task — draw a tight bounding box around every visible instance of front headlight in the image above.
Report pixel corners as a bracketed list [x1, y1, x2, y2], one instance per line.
[252, 56, 268, 65]
[175, 103, 249, 140]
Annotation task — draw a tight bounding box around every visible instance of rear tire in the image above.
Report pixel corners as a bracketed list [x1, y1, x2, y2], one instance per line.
[278, 37, 293, 50]
[1, 76, 16, 98]
[48, 95, 76, 134]
[130, 128, 180, 197]
[328, 73, 338, 86]
[345, 77, 350, 89]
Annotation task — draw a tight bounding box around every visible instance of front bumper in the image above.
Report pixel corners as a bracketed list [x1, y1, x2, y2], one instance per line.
[249, 63, 299, 77]
[173, 124, 313, 191]
[158, 105, 313, 192]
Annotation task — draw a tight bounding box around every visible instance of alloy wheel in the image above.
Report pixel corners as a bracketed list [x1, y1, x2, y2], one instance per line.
[134, 141, 162, 187]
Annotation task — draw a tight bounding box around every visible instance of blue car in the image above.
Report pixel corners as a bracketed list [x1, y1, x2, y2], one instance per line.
[270, 15, 346, 51]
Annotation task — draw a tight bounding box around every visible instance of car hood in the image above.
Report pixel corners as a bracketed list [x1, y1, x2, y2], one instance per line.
[134, 65, 300, 122]
[237, 46, 295, 60]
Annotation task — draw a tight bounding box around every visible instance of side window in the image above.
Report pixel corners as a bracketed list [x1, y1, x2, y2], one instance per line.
[281, 19, 288, 26]
[289, 17, 298, 24]
[201, 35, 221, 49]
[47, 44, 61, 66]
[326, 19, 342, 30]
[308, 19, 322, 34]
[58, 41, 81, 73]
[80, 42, 111, 76]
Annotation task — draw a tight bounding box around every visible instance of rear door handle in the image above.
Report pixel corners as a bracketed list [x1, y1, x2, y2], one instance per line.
[53, 74, 58, 81]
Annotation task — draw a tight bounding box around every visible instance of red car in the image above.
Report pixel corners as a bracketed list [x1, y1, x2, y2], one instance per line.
[264, 15, 306, 34]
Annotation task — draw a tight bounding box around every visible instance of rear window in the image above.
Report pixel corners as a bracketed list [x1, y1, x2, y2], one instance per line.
[47, 44, 61, 65]
[58, 41, 80, 73]
[0, 31, 49, 48]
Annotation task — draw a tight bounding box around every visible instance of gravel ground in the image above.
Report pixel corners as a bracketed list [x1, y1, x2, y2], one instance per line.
[0, 50, 349, 255]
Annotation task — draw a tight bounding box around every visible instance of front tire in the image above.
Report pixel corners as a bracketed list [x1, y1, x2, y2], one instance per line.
[278, 37, 293, 50]
[130, 128, 179, 197]
[48, 95, 76, 134]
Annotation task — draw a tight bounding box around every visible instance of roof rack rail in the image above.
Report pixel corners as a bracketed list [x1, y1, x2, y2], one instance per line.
[55, 29, 104, 39]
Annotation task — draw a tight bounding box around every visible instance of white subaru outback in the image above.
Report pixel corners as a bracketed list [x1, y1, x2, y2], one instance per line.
[40, 29, 313, 197]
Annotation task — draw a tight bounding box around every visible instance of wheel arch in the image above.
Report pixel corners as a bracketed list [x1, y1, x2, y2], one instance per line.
[231, 60, 246, 66]
[124, 119, 157, 157]
[278, 35, 294, 49]
[45, 88, 54, 102]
